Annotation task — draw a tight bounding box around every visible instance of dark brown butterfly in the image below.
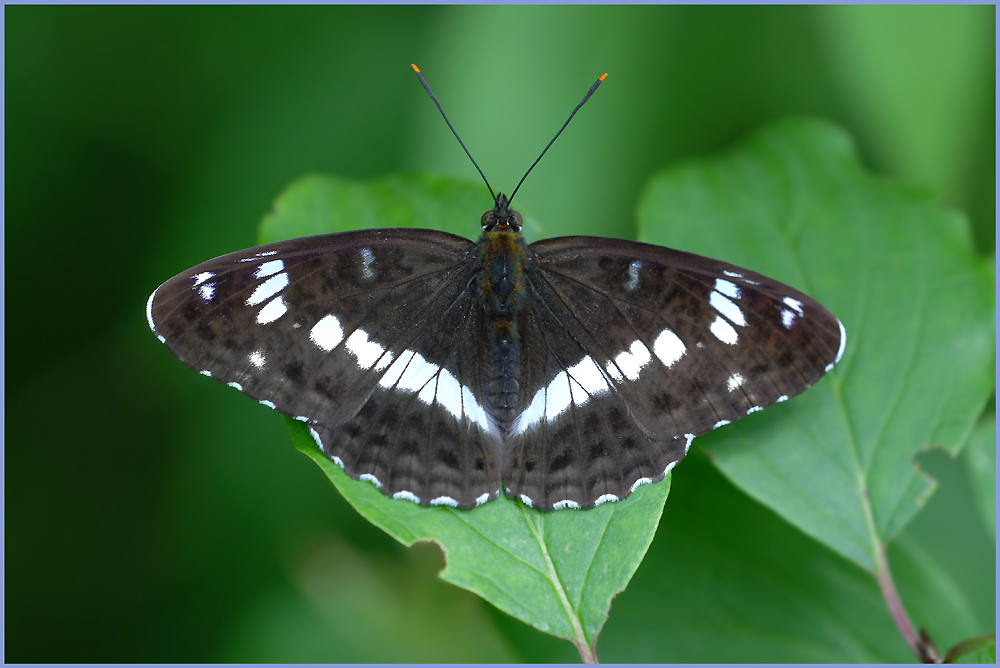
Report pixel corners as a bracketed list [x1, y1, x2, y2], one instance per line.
[147, 66, 844, 510]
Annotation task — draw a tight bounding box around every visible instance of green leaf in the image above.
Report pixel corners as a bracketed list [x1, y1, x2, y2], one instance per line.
[976, 641, 996, 663]
[638, 118, 995, 572]
[288, 418, 669, 657]
[598, 451, 984, 662]
[259, 172, 491, 242]
[962, 413, 996, 541]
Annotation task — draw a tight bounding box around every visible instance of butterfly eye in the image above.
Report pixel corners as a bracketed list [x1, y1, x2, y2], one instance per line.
[509, 211, 523, 231]
[481, 210, 495, 229]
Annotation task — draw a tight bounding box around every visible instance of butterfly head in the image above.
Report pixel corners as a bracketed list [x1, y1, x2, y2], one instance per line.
[482, 193, 523, 233]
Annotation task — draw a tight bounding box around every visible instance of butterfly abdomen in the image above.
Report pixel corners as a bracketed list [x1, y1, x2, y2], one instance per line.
[477, 230, 528, 431]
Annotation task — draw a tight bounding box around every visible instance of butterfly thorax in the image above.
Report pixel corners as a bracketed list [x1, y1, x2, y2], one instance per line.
[476, 199, 527, 433]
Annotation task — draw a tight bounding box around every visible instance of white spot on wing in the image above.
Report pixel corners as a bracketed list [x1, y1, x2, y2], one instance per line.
[710, 316, 739, 345]
[378, 349, 414, 388]
[157, 335, 165, 343]
[781, 308, 796, 329]
[653, 328, 686, 368]
[310, 314, 344, 352]
[417, 376, 437, 405]
[254, 259, 284, 279]
[256, 296, 287, 324]
[359, 473, 382, 489]
[684, 433, 694, 453]
[435, 369, 463, 421]
[713, 419, 730, 429]
[228, 382, 243, 391]
[308, 426, 324, 451]
[198, 283, 216, 301]
[663, 461, 678, 476]
[259, 400, 276, 409]
[626, 260, 641, 291]
[746, 406, 763, 414]
[146, 290, 157, 332]
[715, 279, 741, 299]
[393, 490, 420, 504]
[710, 290, 746, 326]
[200, 370, 212, 377]
[345, 329, 388, 370]
[294, 416, 309, 422]
[630, 477, 652, 493]
[475, 492, 490, 506]
[835, 318, 846, 364]
[610, 340, 652, 380]
[360, 248, 375, 279]
[567, 355, 610, 402]
[726, 373, 745, 391]
[390, 351, 441, 394]
[545, 371, 572, 420]
[553, 499, 581, 510]
[777, 395, 788, 402]
[192, 271, 215, 286]
[249, 350, 265, 368]
[723, 270, 742, 278]
[431, 496, 459, 507]
[462, 385, 492, 433]
[512, 385, 547, 437]
[594, 494, 618, 506]
[783, 296, 804, 315]
[246, 272, 289, 306]
[519, 494, 534, 508]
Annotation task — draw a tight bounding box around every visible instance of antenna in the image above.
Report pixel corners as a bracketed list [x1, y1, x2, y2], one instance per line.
[411, 64, 496, 203]
[508, 72, 607, 206]
[411, 65, 607, 209]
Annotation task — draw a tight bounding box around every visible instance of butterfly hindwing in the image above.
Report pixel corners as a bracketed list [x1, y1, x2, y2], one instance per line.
[308, 291, 501, 509]
[503, 291, 689, 509]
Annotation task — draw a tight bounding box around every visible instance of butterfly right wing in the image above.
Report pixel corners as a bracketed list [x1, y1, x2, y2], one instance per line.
[148, 228, 501, 508]
[501, 235, 843, 510]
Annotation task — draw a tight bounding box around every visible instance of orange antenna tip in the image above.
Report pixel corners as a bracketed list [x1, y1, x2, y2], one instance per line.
[411, 64, 421, 73]
[599, 73, 608, 81]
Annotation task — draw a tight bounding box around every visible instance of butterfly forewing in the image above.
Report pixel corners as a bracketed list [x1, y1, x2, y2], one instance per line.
[526, 236, 843, 428]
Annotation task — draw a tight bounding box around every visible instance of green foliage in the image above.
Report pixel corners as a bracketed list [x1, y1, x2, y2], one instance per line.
[976, 641, 996, 663]
[640, 119, 994, 572]
[963, 414, 996, 541]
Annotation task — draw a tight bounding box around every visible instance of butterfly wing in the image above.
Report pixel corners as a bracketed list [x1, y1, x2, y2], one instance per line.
[148, 228, 501, 508]
[502, 236, 844, 509]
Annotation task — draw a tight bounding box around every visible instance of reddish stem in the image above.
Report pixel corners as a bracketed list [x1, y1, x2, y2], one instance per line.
[875, 544, 940, 662]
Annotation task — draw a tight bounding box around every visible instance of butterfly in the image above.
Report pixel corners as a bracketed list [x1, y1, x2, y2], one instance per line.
[147, 66, 845, 511]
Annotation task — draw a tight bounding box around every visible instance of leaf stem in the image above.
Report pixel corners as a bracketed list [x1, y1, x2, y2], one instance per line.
[943, 633, 995, 663]
[875, 543, 940, 662]
[520, 505, 598, 663]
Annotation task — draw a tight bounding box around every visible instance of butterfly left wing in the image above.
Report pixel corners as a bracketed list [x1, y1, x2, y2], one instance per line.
[501, 236, 844, 509]
[148, 229, 502, 508]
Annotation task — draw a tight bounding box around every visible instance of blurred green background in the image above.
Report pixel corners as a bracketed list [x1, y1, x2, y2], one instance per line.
[5, 6, 994, 662]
